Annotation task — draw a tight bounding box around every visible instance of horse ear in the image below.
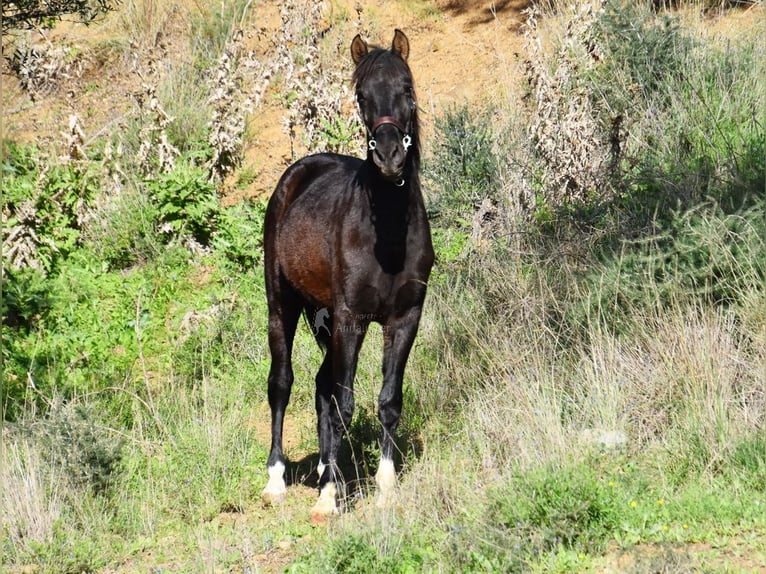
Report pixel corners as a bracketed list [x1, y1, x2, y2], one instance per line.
[391, 29, 409, 61]
[351, 34, 368, 65]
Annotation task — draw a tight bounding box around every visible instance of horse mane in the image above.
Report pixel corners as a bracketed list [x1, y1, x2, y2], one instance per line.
[352, 47, 421, 172]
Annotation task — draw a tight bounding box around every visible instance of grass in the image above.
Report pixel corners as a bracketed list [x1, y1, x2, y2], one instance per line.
[2, 1, 765, 572]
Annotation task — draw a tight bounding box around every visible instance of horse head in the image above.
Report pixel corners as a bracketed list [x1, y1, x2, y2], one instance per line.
[351, 29, 419, 186]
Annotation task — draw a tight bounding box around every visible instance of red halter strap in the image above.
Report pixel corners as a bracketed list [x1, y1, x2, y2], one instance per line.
[371, 116, 407, 134]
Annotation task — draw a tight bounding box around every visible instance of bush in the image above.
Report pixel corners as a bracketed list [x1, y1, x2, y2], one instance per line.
[491, 462, 622, 554]
[523, 1, 765, 242]
[144, 155, 220, 247]
[32, 401, 124, 494]
[425, 105, 499, 230]
[290, 532, 433, 574]
[2, 143, 100, 274]
[212, 199, 267, 269]
[566, 198, 766, 338]
[82, 184, 162, 270]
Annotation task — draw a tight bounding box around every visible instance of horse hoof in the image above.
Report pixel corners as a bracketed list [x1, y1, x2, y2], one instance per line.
[310, 482, 339, 523]
[261, 488, 287, 506]
[310, 508, 336, 526]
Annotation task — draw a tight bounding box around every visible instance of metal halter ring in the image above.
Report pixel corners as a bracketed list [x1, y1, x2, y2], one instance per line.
[368, 116, 412, 154]
[368, 134, 411, 152]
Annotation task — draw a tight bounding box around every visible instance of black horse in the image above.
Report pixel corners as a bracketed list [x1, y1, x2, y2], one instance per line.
[260, 29, 434, 520]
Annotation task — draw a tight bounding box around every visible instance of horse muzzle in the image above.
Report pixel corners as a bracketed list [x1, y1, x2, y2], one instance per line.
[368, 118, 411, 184]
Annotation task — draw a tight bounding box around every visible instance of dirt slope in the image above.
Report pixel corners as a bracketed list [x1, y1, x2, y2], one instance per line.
[233, 0, 532, 200]
[2, 0, 532, 199]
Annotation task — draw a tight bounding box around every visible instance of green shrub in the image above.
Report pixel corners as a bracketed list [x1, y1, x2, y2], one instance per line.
[82, 184, 162, 270]
[524, 2, 764, 242]
[30, 401, 124, 494]
[2, 143, 100, 274]
[492, 462, 622, 554]
[144, 155, 220, 246]
[212, 199, 267, 269]
[425, 105, 499, 230]
[290, 532, 433, 574]
[567, 199, 765, 338]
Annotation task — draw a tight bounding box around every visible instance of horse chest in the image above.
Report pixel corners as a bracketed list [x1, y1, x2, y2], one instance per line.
[340, 224, 430, 318]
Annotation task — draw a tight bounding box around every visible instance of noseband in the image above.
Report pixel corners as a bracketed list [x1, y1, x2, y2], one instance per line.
[366, 116, 413, 154]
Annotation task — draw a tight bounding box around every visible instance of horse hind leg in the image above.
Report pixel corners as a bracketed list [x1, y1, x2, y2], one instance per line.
[261, 279, 302, 506]
[311, 313, 365, 522]
[312, 350, 341, 523]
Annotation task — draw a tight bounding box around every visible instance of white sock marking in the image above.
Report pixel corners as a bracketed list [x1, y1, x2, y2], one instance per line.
[311, 481, 339, 517]
[262, 461, 286, 502]
[375, 458, 397, 507]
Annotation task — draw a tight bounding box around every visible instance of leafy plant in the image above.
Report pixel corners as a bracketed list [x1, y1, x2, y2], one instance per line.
[318, 115, 362, 154]
[145, 155, 220, 246]
[212, 199, 267, 269]
[3, 144, 101, 274]
[425, 105, 498, 229]
[489, 461, 622, 555]
[2, 0, 117, 34]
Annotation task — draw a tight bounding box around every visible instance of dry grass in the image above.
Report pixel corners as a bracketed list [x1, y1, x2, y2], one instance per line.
[1, 434, 64, 553]
[415, 242, 765, 474]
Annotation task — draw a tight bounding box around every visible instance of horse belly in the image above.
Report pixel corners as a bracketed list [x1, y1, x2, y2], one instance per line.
[278, 216, 333, 307]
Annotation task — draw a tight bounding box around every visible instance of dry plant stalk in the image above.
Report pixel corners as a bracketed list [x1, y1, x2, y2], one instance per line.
[2, 115, 90, 274]
[10, 36, 88, 99]
[2, 200, 54, 273]
[207, 28, 257, 183]
[134, 81, 179, 176]
[0, 437, 64, 552]
[523, 0, 612, 207]
[276, 0, 362, 157]
[60, 114, 87, 163]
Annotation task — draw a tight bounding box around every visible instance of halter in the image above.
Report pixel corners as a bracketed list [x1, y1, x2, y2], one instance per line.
[367, 116, 412, 152]
[366, 116, 413, 187]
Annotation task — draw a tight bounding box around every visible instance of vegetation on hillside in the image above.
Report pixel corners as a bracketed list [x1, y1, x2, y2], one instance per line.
[2, 0, 764, 572]
[2, 0, 118, 35]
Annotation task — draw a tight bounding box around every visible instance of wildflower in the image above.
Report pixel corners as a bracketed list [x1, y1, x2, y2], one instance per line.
[630, 500, 638, 508]
[657, 498, 665, 506]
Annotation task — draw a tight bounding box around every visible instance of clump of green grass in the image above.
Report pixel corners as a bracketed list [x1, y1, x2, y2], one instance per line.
[425, 105, 500, 230]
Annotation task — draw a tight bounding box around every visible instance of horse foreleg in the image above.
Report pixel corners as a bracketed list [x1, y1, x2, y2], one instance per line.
[377, 307, 422, 508]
